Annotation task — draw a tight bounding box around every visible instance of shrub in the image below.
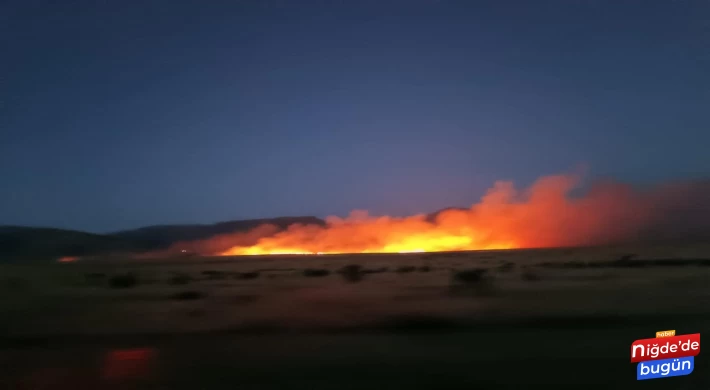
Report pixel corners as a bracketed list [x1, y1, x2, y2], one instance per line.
[451, 268, 487, 284]
[396, 266, 417, 273]
[109, 273, 138, 289]
[339, 264, 363, 283]
[450, 268, 494, 296]
[609, 260, 647, 268]
[172, 291, 205, 300]
[303, 268, 330, 277]
[202, 270, 227, 280]
[616, 254, 636, 262]
[235, 271, 260, 280]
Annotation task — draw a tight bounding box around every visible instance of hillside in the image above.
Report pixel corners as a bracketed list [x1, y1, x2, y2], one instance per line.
[0, 226, 146, 262]
[111, 216, 325, 247]
[0, 216, 325, 262]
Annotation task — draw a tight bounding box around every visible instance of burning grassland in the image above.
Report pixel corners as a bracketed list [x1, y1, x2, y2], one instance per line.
[167, 172, 710, 257]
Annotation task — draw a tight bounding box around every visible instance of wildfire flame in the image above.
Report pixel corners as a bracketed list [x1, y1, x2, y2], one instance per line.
[220, 225, 518, 256]
[166, 172, 709, 257]
[216, 173, 639, 256]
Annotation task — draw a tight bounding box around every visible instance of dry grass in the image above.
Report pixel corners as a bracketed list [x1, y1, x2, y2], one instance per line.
[2, 242, 710, 339]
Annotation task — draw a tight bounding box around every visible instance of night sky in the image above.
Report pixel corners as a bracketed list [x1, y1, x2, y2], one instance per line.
[2, 0, 709, 232]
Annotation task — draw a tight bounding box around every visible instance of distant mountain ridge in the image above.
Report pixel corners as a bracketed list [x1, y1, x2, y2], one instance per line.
[111, 216, 326, 247]
[0, 226, 151, 263]
[0, 216, 325, 262]
[0, 209, 468, 262]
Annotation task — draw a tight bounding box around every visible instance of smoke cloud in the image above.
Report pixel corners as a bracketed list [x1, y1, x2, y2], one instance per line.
[180, 173, 710, 256]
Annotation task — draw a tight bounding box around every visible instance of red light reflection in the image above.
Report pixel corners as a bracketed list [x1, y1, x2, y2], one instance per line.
[102, 347, 157, 381]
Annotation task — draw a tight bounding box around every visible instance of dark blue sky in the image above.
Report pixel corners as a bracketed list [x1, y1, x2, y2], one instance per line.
[2, 0, 708, 232]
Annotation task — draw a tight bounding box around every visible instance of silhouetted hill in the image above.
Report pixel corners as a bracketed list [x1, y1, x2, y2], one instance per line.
[111, 216, 325, 248]
[0, 226, 146, 262]
[0, 216, 326, 262]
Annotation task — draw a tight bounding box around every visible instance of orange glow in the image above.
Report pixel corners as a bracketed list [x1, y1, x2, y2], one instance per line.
[162, 171, 710, 257]
[215, 172, 659, 256]
[57, 256, 79, 263]
[219, 226, 518, 256]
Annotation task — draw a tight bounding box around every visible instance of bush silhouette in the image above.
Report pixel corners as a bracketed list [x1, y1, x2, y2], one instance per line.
[172, 291, 205, 300]
[303, 268, 330, 277]
[451, 268, 487, 284]
[450, 268, 494, 296]
[235, 271, 260, 280]
[339, 264, 363, 282]
[396, 266, 417, 273]
[616, 254, 636, 262]
[109, 273, 138, 289]
[202, 270, 227, 280]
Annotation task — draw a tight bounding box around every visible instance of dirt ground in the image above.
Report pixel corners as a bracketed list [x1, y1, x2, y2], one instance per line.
[1, 243, 709, 389]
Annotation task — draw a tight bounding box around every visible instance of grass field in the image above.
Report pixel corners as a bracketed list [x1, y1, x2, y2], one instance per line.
[2, 243, 710, 389]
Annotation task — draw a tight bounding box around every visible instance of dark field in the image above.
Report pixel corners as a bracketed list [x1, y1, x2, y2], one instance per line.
[2, 243, 710, 389]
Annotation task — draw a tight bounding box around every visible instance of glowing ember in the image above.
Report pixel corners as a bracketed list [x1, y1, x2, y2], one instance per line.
[57, 256, 79, 263]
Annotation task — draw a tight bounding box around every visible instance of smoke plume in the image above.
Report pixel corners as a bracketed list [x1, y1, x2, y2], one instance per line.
[178, 173, 710, 256]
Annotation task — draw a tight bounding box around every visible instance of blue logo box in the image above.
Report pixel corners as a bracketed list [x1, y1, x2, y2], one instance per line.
[637, 356, 694, 380]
